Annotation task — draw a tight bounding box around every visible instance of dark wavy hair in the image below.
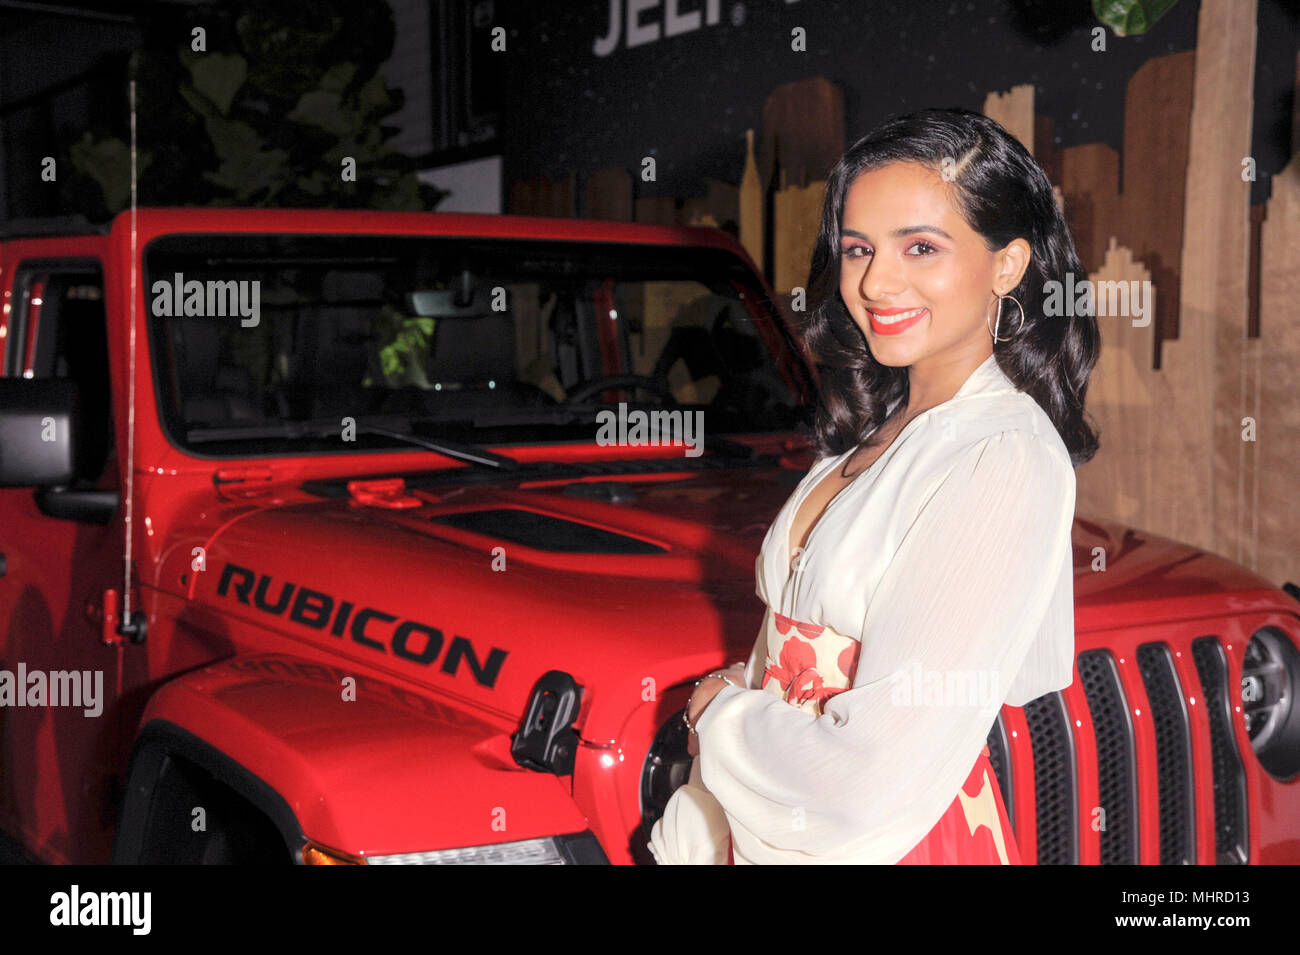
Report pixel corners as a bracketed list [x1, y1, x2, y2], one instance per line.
[800, 107, 1100, 466]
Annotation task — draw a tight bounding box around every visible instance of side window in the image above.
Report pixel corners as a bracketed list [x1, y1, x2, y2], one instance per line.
[13, 265, 114, 485]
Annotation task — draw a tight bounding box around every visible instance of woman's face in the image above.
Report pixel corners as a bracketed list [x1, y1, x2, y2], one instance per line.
[836, 161, 1029, 378]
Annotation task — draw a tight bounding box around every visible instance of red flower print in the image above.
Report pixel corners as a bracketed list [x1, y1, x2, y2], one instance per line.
[787, 666, 825, 706]
[763, 633, 817, 694]
[816, 685, 849, 707]
[774, 612, 824, 641]
[763, 616, 858, 714]
[837, 642, 860, 682]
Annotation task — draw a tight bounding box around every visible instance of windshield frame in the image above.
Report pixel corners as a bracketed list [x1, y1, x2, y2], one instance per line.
[143, 230, 817, 462]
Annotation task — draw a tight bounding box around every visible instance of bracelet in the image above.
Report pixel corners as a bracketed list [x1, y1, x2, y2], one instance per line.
[682, 669, 744, 735]
[702, 671, 740, 689]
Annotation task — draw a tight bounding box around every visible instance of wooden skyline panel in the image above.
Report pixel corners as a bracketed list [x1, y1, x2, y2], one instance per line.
[1119, 51, 1195, 361]
[1256, 148, 1299, 584]
[508, 171, 575, 218]
[1160, 0, 1255, 563]
[1075, 238, 1156, 529]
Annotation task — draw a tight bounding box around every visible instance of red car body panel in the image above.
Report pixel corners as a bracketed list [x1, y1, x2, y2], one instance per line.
[0, 208, 1296, 865]
[137, 650, 590, 857]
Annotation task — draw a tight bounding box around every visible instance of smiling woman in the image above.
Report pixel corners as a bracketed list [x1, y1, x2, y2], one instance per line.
[649, 107, 1100, 865]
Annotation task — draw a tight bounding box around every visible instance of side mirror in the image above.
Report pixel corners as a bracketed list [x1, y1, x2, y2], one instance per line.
[0, 378, 79, 487]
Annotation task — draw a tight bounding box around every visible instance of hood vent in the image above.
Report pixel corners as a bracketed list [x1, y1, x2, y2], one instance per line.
[428, 508, 666, 554]
[561, 481, 638, 503]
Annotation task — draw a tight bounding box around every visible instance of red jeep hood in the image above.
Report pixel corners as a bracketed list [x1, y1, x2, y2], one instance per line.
[192, 466, 806, 725]
[189, 465, 1288, 727]
[1068, 512, 1286, 629]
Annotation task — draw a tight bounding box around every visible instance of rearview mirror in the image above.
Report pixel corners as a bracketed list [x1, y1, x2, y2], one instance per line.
[408, 269, 493, 317]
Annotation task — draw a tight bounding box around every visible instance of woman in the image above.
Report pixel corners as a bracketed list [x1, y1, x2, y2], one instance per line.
[648, 107, 1099, 865]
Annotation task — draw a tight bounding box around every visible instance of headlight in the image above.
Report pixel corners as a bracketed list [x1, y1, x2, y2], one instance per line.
[303, 832, 607, 865]
[1241, 627, 1300, 780]
[640, 707, 693, 836]
[366, 837, 565, 865]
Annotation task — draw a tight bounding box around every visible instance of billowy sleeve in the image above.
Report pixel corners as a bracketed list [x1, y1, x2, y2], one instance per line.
[646, 629, 768, 864]
[692, 428, 1076, 862]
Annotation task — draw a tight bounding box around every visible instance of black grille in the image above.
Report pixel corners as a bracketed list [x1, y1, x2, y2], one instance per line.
[997, 634, 1253, 865]
[985, 716, 1013, 831]
[1191, 637, 1249, 864]
[1137, 642, 1196, 864]
[1078, 650, 1138, 863]
[1024, 693, 1077, 864]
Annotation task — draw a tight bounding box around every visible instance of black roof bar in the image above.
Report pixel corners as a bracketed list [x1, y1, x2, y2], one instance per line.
[0, 213, 110, 240]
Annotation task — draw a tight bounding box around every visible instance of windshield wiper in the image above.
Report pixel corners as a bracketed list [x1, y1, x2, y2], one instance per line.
[352, 424, 519, 469]
[186, 417, 519, 470]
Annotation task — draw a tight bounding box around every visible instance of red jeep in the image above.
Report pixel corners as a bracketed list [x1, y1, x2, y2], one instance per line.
[0, 207, 1296, 865]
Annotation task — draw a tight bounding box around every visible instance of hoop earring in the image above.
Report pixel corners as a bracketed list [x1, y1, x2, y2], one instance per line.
[986, 292, 1025, 343]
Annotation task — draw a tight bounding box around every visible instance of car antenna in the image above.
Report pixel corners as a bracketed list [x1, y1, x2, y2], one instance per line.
[117, 78, 146, 643]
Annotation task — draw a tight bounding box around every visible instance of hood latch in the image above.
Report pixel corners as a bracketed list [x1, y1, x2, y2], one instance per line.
[346, 477, 423, 509]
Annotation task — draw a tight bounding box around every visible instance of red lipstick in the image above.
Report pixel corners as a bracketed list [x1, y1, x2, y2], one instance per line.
[868, 306, 927, 336]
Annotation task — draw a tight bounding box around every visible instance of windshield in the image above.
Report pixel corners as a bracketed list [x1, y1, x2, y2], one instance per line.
[144, 233, 808, 457]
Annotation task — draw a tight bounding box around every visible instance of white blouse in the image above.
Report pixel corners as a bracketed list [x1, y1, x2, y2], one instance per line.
[647, 352, 1077, 864]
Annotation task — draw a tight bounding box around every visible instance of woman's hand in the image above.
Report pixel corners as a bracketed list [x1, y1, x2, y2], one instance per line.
[686, 662, 747, 756]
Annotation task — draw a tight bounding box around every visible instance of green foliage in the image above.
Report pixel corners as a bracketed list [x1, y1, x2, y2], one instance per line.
[69, 133, 151, 213]
[1092, 0, 1182, 36]
[184, 50, 247, 115]
[66, 0, 446, 216]
[362, 305, 437, 388]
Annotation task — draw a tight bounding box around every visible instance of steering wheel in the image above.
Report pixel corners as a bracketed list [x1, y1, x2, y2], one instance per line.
[563, 373, 678, 407]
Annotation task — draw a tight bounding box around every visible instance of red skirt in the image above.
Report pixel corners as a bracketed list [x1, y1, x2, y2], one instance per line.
[726, 744, 1020, 864]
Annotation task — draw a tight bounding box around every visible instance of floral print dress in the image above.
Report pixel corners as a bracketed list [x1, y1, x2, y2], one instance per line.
[741, 607, 1021, 865]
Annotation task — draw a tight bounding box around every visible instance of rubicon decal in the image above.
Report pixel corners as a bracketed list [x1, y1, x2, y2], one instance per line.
[216, 562, 507, 688]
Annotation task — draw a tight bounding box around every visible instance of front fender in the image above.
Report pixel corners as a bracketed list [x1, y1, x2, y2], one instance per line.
[123, 653, 591, 859]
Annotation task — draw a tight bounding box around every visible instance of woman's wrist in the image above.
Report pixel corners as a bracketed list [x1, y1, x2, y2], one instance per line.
[683, 676, 726, 732]
[691, 681, 744, 737]
[684, 664, 746, 734]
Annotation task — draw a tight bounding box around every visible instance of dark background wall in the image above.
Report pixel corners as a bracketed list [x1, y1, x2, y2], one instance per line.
[497, 0, 1297, 210]
[1, 0, 1296, 218]
[0, 3, 139, 221]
